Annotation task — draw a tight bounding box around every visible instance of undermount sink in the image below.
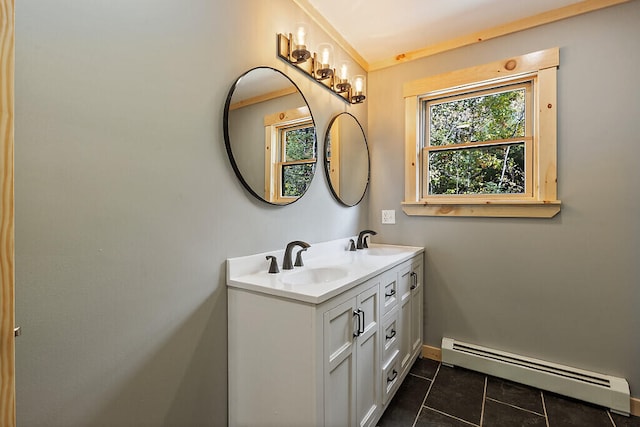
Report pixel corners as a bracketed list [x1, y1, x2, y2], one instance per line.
[364, 246, 408, 256]
[280, 267, 348, 286]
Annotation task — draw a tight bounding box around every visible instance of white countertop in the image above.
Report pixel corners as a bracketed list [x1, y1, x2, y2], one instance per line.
[227, 238, 424, 304]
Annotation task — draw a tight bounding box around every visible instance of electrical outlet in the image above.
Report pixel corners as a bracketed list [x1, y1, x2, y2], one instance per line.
[381, 210, 396, 224]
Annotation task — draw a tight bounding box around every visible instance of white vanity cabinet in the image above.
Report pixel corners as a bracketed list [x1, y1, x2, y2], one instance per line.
[227, 241, 423, 427]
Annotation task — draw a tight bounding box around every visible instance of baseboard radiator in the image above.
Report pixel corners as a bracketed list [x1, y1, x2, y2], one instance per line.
[441, 337, 630, 415]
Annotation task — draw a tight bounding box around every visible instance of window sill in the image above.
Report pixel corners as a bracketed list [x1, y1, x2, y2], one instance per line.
[401, 200, 561, 218]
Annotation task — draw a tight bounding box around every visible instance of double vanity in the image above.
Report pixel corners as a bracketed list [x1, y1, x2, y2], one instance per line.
[227, 237, 424, 427]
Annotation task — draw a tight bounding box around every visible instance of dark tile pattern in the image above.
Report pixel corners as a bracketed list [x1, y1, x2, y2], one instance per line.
[612, 412, 640, 427]
[377, 358, 640, 427]
[482, 399, 546, 427]
[485, 376, 544, 415]
[544, 392, 615, 426]
[410, 357, 439, 380]
[425, 365, 485, 425]
[377, 374, 431, 427]
[415, 408, 472, 427]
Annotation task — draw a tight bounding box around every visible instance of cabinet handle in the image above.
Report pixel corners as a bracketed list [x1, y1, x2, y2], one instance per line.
[385, 329, 396, 340]
[387, 369, 398, 383]
[410, 272, 417, 290]
[384, 289, 396, 297]
[353, 310, 361, 337]
[358, 309, 365, 335]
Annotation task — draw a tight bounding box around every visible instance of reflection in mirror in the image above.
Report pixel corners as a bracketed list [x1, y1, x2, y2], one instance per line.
[224, 67, 317, 205]
[324, 112, 370, 206]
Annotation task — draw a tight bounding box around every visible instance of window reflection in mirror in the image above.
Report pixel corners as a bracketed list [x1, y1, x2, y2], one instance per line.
[324, 112, 369, 206]
[264, 106, 315, 203]
[224, 67, 317, 205]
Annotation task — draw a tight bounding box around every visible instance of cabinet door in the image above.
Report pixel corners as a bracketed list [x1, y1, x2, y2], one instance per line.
[324, 298, 358, 427]
[410, 260, 423, 358]
[355, 283, 380, 427]
[397, 263, 413, 375]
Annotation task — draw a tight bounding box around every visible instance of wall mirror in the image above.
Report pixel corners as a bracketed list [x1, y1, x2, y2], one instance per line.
[224, 67, 317, 205]
[324, 112, 370, 206]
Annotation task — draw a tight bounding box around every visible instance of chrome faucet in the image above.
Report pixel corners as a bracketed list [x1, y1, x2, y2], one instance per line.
[283, 240, 311, 270]
[356, 230, 377, 249]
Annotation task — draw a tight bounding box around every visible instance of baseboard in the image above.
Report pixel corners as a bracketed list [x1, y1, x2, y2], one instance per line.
[421, 345, 639, 417]
[422, 344, 441, 362]
[632, 397, 640, 417]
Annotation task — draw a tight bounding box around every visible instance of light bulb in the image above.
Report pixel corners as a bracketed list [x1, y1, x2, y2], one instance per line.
[321, 47, 330, 65]
[354, 76, 364, 93]
[317, 43, 333, 66]
[340, 63, 348, 80]
[295, 25, 306, 47]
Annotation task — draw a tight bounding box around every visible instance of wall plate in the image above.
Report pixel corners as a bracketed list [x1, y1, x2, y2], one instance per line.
[382, 210, 396, 224]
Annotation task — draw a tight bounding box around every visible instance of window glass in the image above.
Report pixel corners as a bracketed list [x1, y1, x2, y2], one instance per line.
[284, 126, 315, 161]
[428, 143, 525, 195]
[282, 163, 315, 197]
[424, 83, 530, 197]
[429, 87, 526, 146]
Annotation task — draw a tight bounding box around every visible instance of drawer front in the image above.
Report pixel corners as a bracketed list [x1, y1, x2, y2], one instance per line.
[382, 308, 399, 365]
[381, 270, 398, 316]
[382, 350, 400, 405]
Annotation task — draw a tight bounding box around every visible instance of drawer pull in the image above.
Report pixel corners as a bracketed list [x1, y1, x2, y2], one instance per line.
[385, 329, 396, 340]
[353, 309, 365, 337]
[387, 369, 398, 383]
[410, 271, 418, 290]
[384, 289, 396, 297]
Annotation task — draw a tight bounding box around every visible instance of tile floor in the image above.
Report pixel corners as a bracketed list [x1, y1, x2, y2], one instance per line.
[378, 358, 640, 427]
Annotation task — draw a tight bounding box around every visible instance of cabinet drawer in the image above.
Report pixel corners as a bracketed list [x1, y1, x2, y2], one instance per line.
[381, 270, 398, 316]
[382, 350, 400, 405]
[382, 308, 399, 365]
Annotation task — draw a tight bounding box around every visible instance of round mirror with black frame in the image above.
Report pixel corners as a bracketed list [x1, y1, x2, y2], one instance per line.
[324, 112, 370, 207]
[223, 67, 317, 205]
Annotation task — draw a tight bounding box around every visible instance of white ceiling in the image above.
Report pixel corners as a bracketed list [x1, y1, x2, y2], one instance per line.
[305, 0, 584, 66]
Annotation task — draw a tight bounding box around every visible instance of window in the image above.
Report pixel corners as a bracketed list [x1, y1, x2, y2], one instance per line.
[264, 107, 316, 203]
[280, 123, 315, 198]
[403, 48, 561, 218]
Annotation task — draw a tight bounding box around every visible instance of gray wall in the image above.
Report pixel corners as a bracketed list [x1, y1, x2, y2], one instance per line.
[15, 0, 367, 426]
[368, 0, 639, 398]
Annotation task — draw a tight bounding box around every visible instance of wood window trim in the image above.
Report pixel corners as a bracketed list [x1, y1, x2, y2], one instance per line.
[1, 0, 15, 425]
[403, 47, 561, 218]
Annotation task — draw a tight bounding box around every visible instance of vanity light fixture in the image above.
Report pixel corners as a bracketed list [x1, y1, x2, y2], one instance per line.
[277, 31, 366, 105]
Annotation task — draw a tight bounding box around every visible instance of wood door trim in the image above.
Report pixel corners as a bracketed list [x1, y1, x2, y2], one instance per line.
[0, 0, 16, 425]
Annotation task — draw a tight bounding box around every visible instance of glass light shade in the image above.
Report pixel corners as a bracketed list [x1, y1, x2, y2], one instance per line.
[293, 23, 307, 48]
[317, 43, 333, 66]
[351, 75, 366, 103]
[291, 23, 311, 63]
[338, 61, 350, 80]
[353, 75, 366, 94]
[334, 60, 351, 93]
[315, 43, 334, 80]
